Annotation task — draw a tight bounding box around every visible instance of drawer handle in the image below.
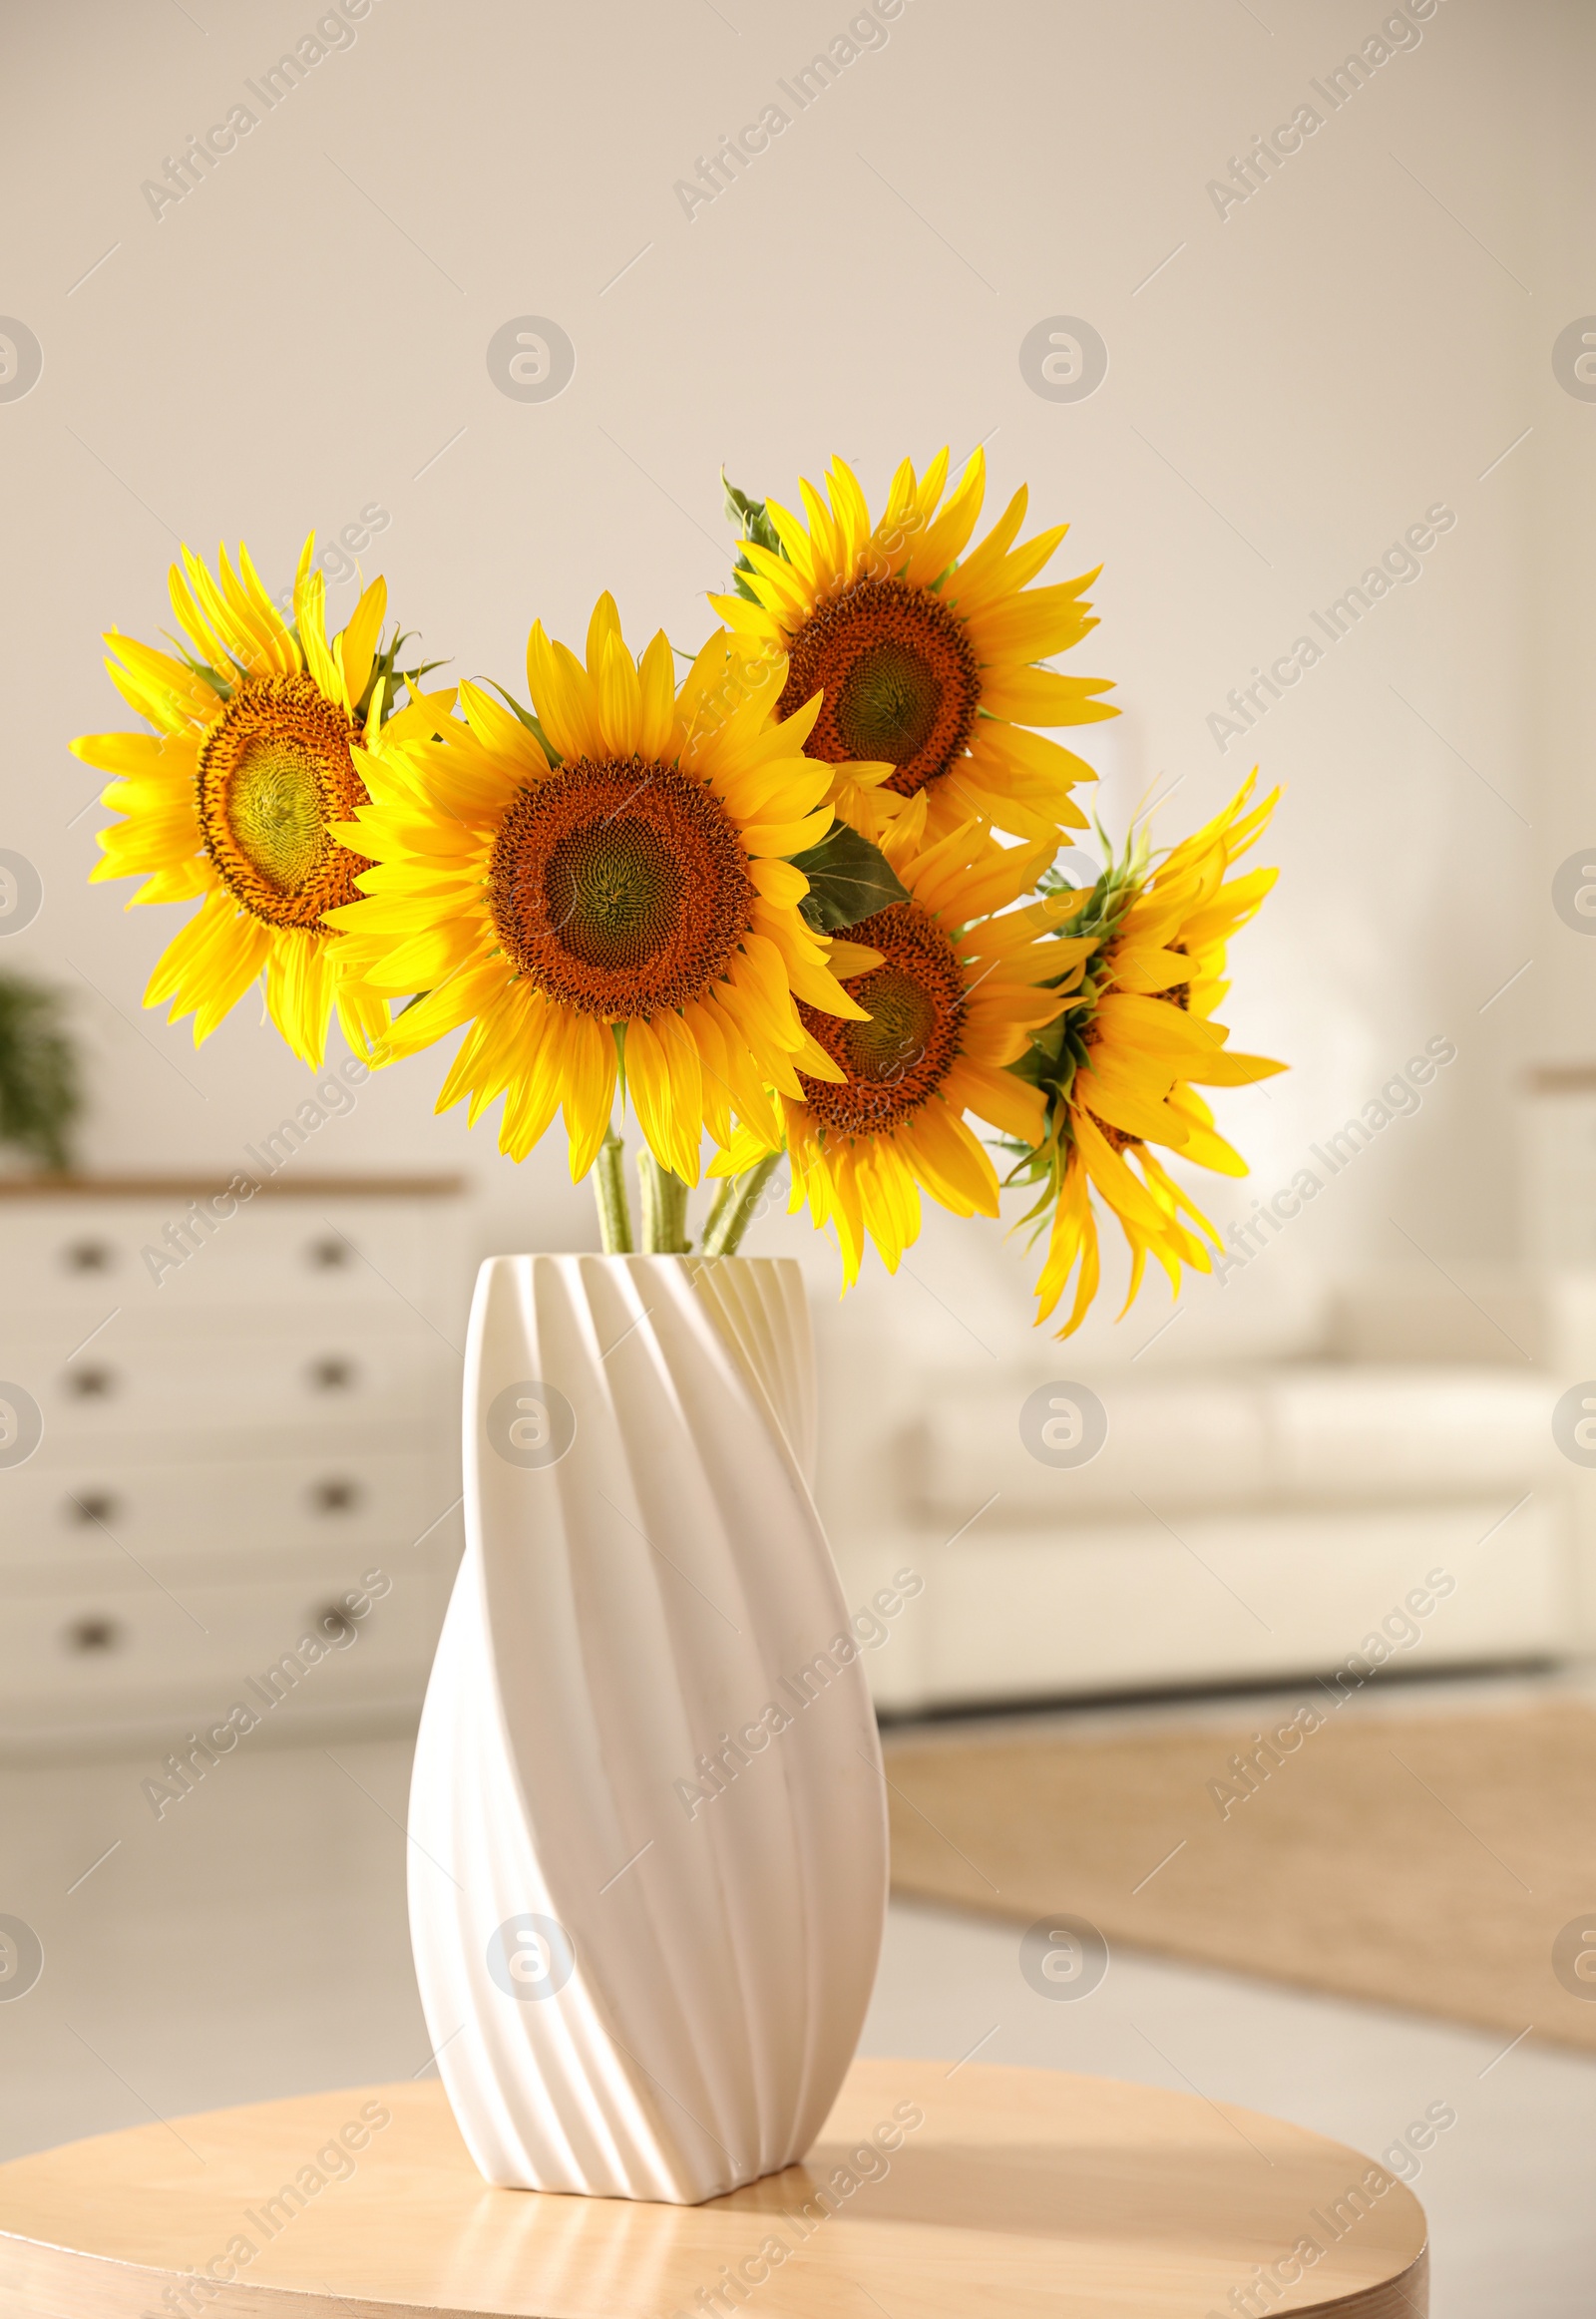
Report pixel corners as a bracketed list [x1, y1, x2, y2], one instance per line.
[307, 1236, 353, 1270]
[66, 1365, 117, 1400]
[310, 1476, 363, 1514]
[63, 1615, 123, 1656]
[68, 1490, 123, 1528]
[307, 1356, 357, 1393]
[314, 1601, 359, 1646]
[62, 1239, 116, 1274]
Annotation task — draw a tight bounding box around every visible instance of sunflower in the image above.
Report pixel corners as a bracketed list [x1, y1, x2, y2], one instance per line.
[712, 449, 1114, 847]
[324, 599, 867, 1185]
[711, 801, 1096, 1283]
[1020, 776, 1285, 1336]
[71, 538, 449, 1066]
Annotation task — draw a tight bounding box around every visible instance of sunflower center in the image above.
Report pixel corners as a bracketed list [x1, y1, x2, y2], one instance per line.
[546, 819, 681, 971]
[228, 748, 326, 890]
[798, 902, 966, 1136]
[196, 673, 368, 931]
[488, 757, 755, 1019]
[779, 578, 981, 800]
[840, 966, 939, 1080]
[836, 641, 942, 766]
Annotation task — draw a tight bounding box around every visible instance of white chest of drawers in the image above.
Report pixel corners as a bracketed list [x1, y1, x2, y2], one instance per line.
[0, 1175, 465, 1750]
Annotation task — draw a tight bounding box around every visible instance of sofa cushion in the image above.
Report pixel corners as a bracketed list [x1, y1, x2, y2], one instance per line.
[1268, 1369, 1555, 1500]
[910, 1365, 1557, 1522]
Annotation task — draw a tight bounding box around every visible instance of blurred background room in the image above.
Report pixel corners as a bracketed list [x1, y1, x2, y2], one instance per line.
[3, 2, 1595, 2311]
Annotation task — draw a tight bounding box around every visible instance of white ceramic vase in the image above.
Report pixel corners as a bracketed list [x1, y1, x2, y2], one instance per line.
[407, 1252, 889, 2203]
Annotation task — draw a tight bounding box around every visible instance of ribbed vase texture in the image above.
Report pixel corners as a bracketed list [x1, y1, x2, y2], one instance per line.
[408, 1253, 889, 2202]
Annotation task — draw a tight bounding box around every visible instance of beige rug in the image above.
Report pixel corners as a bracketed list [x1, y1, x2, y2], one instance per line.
[885, 1700, 1596, 2054]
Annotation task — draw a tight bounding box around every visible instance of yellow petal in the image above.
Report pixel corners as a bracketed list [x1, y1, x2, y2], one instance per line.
[339, 576, 388, 712]
[560, 1011, 617, 1179]
[598, 630, 643, 755]
[585, 592, 623, 679]
[637, 631, 676, 758]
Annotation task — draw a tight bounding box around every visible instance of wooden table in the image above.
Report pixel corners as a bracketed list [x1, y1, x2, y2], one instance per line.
[0, 2060, 1426, 2318]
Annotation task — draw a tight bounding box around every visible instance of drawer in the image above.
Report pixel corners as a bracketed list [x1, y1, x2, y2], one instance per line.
[0, 1195, 459, 1324]
[0, 1454, 460, 1566]
[0, 1565, 436, 1720]
[1, 1328, 450, 1445]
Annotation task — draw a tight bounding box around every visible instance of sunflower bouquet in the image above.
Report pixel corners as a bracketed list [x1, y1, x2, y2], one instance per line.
[73, 450, 1281, 1336]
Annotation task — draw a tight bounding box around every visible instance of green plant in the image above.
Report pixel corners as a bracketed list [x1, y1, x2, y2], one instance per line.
[0, 969, 80, 1172]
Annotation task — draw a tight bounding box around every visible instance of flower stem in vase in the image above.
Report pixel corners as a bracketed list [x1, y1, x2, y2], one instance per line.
[636, 1150, 690, 1254]
[700, 1152, 781, 1259]
[594, 1125, 634, 1254]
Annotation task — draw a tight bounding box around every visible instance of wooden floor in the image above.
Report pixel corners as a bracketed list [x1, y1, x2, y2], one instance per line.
[0, 2059, 1425, 2318]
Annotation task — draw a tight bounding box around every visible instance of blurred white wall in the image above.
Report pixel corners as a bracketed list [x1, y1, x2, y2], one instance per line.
[1, 0, 1588, 1402]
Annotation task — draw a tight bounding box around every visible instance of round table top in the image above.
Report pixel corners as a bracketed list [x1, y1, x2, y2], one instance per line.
[0, 2059, 1426, 2318]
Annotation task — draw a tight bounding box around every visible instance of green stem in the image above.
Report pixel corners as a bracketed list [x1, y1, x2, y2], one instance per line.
[636, 1150, 691, 1254]
[699, 1153, 781, 1259]
[594, 1125, 633, 1254]
[699, 1177, 737, 1253]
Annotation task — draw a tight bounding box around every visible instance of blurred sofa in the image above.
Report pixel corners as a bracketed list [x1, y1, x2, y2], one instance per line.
[886, 1364, 1565, 1711]
[823, 1268, 1594, 1716]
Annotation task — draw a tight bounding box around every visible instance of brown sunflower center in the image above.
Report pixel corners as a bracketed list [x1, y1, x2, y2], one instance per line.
[798, 902, 966, 1135]
[778, 578, 981, 800]
[488, 757, 754, 1018]
[196, 673, 369, 931]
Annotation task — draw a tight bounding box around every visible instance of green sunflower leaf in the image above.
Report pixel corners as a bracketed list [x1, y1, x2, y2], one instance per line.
[722, 471, 786, 605]
[161, 630, 239, 702]
[791, 823, 910, 934]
